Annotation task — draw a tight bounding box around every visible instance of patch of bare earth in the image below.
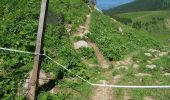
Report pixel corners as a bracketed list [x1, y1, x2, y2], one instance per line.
[144, 96, 155, 100]
[87, 40, 109, 69]
[91, 80, 113, 100]
[124, 90, 131, 100]
[111, 57, 133, 67]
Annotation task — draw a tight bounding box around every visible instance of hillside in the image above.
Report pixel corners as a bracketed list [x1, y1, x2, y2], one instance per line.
[89, 10, 170, 100]
[115, 10, 170, 35]
[0, 0, 170, 100]
[0, 0, 90, 99]
[105, 0, 170, 14]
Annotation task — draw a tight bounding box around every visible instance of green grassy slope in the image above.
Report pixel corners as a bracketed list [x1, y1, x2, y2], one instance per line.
[0, 0, 91, 99]
[113, 10, 170, 35]
[90, 10, 170, 100]
[105, 0, 170, 14]
[116, 11, 170, 21]
[90, 11, 170, 61]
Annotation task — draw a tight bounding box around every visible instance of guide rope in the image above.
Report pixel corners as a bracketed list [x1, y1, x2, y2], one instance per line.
[1, 47, 170, 89]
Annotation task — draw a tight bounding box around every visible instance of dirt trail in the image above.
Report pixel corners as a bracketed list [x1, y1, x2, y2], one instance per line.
[85, 12, 109, 69]
[91, 80, 113, 100]
[87, 40, 109, 68]
[72, 7, 115, 100]
[84, 9, 113, 100]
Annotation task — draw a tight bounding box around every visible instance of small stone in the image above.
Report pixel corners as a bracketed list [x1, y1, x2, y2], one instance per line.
[164, 73, 170, 76]
[79, 26, 86, 29]
[158, 52, 168, 57]
[116, 66, 128, 70]
[118, 27, 123, 33]
[147, 60, 152, 64]
[135, 73, 151, 77]
[148, 49, 160, 53]
[65, 24, 72, 32]
[133, 64, 139, 69]
[74, 40, 89, 49]
[146, 65, 157, 69]
[144, 53, 152, 57]
[114, 75, 122, 80]
[144, 96, 154, 100]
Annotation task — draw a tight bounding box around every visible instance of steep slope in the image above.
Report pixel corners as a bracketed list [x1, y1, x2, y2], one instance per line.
[105, 0, 170, 14]
[0, 0, 90, 99]
[113, 10, 170, 35]
[90, 11, 168, 61]
[89, 10, 170, 100]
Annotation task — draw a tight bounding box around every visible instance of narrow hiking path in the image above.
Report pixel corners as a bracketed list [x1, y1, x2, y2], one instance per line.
[90, 80, 113, 100]
[87, 39, 109, 69]
[81, 8, 114, 100]
[71, 9, 114, 100]
[71, 6, 123, 100]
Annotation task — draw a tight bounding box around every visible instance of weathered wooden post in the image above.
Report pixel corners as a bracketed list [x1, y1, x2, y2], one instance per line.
[28, 0, 49, 99]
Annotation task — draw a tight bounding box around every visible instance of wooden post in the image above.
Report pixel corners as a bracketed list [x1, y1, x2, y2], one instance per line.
[28, 0, 48, 99]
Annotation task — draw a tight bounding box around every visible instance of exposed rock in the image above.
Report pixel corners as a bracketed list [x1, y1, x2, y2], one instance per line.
[74, 40, 89, 49]
[144, 96, 154, 100]
[23, 70, 55, 95]
[116, 66, 128, 70]
[158, 52, 168, 57]
[164, 73, 170, 76]
[118, 27, 123, 33]
[113, 75, 122, 81]
[135, 73, 151, 77]
[112, 57, 133, 67]
[151, 57, 160, 61]
[148, 49, 160, 53]
[146, 65, 157, 69]
[133, 64, 139, 69]
[79, 25, 86, 29]
[65, 24, 72, 33]
[83, 30, 90, 35]
[147, 60, 152, 64]
[144, 53, 152, 57]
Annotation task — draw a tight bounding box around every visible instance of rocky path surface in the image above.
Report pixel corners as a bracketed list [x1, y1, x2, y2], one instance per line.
[90, 80, 113, 100]
[84, 10, 113, 100]
[71, 8, 113, 99]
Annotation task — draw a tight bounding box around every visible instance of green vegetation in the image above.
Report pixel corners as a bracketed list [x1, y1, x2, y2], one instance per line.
[105, 0, 170, 44]
[105, 0, 170, 14]
[90, 11, 166, 61]
[0, 0, 92, 99]
[1, 0, 170, 99]
[0, 0, 40, 99]
[113, 50, 170, 100]
[90, 9, 170, 99]
[113, 11, 170, 35]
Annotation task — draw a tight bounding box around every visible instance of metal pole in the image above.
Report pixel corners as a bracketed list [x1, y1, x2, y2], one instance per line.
[28, 0, 48, 99]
